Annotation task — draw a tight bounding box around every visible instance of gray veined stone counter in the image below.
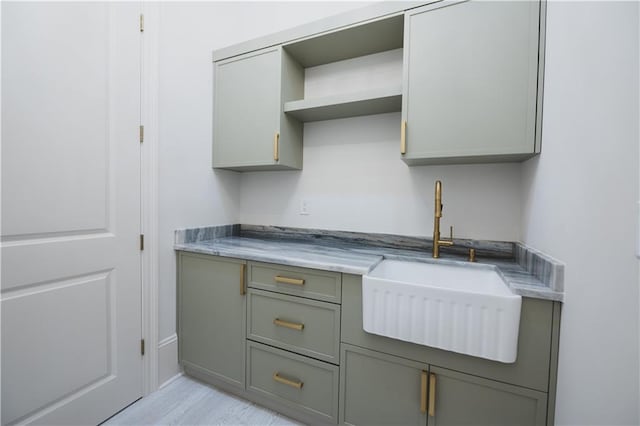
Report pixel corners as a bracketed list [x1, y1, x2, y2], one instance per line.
[175, 236, 383, 275]
[174, 225, 564, 302]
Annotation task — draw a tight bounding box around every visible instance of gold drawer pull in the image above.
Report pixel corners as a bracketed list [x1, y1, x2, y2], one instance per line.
[273, 132, 280, 161]
[400, 120, 407, 154]
[240, 264, 246, 296]
[274, 276, 305, 286]
[420, 370, 427, 413]
[272, 372, 303, 389]
[428, 372, 436, 417]
[273, 318, 304, 331]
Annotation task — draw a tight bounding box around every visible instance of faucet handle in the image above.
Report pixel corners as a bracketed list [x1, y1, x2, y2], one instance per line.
[449, 226, 453, 241]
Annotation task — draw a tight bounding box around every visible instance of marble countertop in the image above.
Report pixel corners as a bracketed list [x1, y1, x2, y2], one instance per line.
[175, 229, 564, 302]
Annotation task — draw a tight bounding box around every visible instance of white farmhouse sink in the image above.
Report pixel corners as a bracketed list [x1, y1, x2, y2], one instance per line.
[362, 260, 522, 363]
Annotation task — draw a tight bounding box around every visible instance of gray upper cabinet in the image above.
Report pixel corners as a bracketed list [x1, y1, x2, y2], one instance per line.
[212, 1, 545, 169]
[401, 0, 543, 165]
[177, 253, 247, 390]
[213, 46, 303, 171]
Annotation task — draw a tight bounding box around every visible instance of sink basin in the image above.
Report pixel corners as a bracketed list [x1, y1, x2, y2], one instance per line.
[362, 260, 522, 363]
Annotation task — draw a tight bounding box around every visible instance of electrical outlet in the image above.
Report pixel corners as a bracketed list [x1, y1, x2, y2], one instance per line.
[300, 199, 310, 215]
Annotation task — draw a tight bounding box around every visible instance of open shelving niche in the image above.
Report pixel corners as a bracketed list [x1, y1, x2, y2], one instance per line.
[281, 13, 405, 123]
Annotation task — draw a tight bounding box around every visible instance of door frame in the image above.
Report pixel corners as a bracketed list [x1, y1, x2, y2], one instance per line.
[140, 2, 160, 395]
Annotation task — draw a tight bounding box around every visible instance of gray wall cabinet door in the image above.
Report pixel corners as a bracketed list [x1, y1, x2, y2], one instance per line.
[427, 366, 547, 426]
[178, 253, 246, 389]
[340, 344, 428, 426]
[401, 0, 541, 165]
[213, 46, 303, 171]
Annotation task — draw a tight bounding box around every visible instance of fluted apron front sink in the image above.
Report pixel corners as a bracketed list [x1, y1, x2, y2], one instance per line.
[362, 260, 522, 363]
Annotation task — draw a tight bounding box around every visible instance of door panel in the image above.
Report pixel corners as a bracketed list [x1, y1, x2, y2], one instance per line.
[403, 1, 539, 159]
[213, 47, 280, 168]
[1, 3, 142, 425]
[340, 344, 428, 426]
[178, 254, 246, 389]
[429, 366, 547, 426]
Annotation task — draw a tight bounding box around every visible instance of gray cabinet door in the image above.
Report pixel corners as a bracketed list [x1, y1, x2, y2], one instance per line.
[428, 366, 547, 426]
[177, 253, 246, 389]
[402, 0, 541, 164]
[213, 46, 303, 171]
[340, 344, 428, 426]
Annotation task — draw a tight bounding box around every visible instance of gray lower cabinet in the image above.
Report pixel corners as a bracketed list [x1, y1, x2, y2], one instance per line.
[213, 46, 303, 171]
[178, 256, 559, 426]
[340, 344, 428, 426]
[340, 274, 560, 426]
[401, 0, 543, 165]
[246, 341, 340, 424]
[177, 253, 246, 390]
[340, 344, 547, 426]
[428, 366, 547, 426]
[247, 289, 341, 364]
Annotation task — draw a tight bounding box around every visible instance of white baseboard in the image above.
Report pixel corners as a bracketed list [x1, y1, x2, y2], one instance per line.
[158, 334, 181, 388]
[159, 372, 184, 390]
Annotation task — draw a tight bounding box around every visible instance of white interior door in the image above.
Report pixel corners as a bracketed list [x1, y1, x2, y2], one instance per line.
[1, 3, 143, 425]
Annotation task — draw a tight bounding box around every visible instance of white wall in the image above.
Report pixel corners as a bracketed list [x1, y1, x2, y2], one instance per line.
[239, 47, 523, 240]
[239, 112, 522, 239]
[157, 1, 374, 382]
[521, 2, 640, 424]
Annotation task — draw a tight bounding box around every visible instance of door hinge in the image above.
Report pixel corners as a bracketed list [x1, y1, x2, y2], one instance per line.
[141, 339, 145, 356]
[140, 234, 144, 251]
[139, 125, 144, 143]
[140, 14, 144, 33]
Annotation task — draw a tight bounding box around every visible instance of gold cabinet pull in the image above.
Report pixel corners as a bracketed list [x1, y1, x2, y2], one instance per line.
[274, 275, 305, 286]
[400, 120, 407, 154]
[272, 372, 303, 389]
[240, 263, 246, 295]
[273, 132, 280, 161]
[420, 370, 428, 413]
[428, 373, 436, 417]
[273, 318, 304, 331]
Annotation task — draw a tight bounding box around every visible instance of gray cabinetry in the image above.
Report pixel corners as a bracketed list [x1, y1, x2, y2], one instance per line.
[213, 46, 303, 171]
[177, 255, 559, 426]
[246, 341, 340, 423]
[428, 366, 547, 426]
[401, 1, 543, 164]
[177, 253, 246, 389]
[340, 274, 560, 426]
[341, 274, 555, 392]
[245, 261, 342, 423]
[340, 344, 428, 426]
[212, 1, 546, 169]
[340, 344, 547, 426]
[247, 289, 341, 364]
[248, 261, 342, 303]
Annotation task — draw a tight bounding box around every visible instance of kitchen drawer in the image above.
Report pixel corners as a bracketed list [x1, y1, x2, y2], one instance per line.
[248, 289, 341, 364]
[248, 261, 341, 303]
[246, 341, 339, 424]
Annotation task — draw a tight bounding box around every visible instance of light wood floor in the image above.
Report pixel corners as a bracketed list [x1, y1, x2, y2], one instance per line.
[103, 375, 302, 426]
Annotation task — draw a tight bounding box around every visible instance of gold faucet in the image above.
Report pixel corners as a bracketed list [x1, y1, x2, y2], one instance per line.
[433, 180, 454, 258]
